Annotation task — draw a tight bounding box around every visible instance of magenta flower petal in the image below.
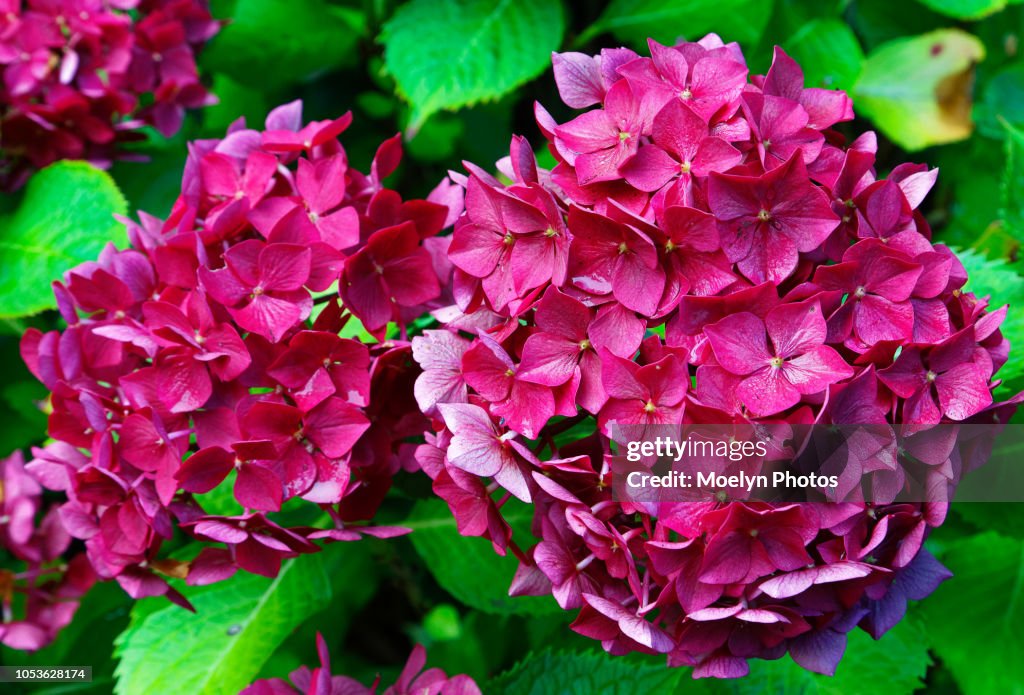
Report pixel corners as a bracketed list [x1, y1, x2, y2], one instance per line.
[737, 368, 801, 416]
[438, 403, 504, 478]
[235, 465, 284, 512]
[176, 447, 234, 494]
[304, 399, 370, 459]
[705, 313, 771, 375]
[935, 363, 992, 421]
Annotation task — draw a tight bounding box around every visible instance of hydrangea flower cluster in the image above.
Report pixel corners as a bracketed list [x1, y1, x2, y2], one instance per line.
[413, 37, 1018, 677]
[0, 452, 96, 650]
[243, 634, 481, 695]
[19, 101, 459, 607]
[0, 0, 220, 189]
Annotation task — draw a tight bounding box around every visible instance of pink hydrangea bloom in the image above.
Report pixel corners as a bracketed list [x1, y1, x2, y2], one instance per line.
[0, 0, 220, 189]
[0, 452, 96, 651]
[415, 37, 1019, 679]
[19, 102, 459, 601]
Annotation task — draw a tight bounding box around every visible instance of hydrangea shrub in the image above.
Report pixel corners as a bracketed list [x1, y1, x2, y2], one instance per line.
[0, 452, 95, 650]
[0, 0, 219, 189]
[412, 36, 1019, 677]
[17, 101, 459, 617]
[4, 21, 1020, 685]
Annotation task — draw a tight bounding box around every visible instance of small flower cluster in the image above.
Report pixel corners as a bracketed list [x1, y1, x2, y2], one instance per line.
[0, 0, 220, 189]
[243, 634, 481, 695]
[20, 101, 458, 606]
[0, 452, 96, 651]
[414, 37, 1018, 677]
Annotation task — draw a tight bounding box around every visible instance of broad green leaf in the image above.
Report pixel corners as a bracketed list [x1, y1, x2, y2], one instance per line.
[380, 0, 565, 132]
[919, 531, 1024, 694]
[406, 498, 561, 616]
[1002, 120, 1024, 240]
[975, 64, 1024, 137]
[578, 0, 772, 53]
[202, 74, 270, 136]
[784, 20, 864, 91]
[762, 0, 843, 54]
[489, 649, 685, 695]
[853, 30, 985, 151]
[849, 0, 947, 52]
[406, 112, 466, 163]
[933, 138, 1013, 257]
[954, 501, 1024, 539]
[114, 552, 332, 695]
[0, 162, 127, 318]
[914, 0, 1006, 20]
[202, 0, 363, 90]
[110, 128, 189, 218]
[955, 247, 1024, 385]
[727, 618, 931, 695]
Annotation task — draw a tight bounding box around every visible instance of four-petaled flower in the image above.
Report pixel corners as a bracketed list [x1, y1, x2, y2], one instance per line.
[705, 300, 853, 416]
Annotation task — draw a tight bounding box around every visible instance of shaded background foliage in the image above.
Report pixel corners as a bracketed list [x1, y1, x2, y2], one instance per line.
[2, 0, 1024, 692]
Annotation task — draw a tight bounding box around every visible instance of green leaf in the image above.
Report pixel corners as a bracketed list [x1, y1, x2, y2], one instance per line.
[848, 0, 947, 52]
[114, 552, 332, 695]
[726, 618, 931, 695]
[913, 0, 1006, 20]
[1002, 119, 1024, 239]
[489, 649, 684, 695]
[783, 19, 864, 92]
[406, 112, 466, 163]
[975, 63, 1024, 137]
[954, 501, 1024, 539]
[416, 610, 514, 682]
[578, 0, 773, 53]
[110, 129, 189, 218]
[0, 162, 127, 318]
[955, 247, 1024, 385]
[1, 379, 48, 430]
[406, 498, 561, 616]
[853, 29, 986, 151]
[202, 0, 363, 90]
[380, 0, 565, 132]
[919, 531, 1024, 694]
[423, 604, 462, 641]
[202, 74, 270, 136]
[932, 138, 1013, 257]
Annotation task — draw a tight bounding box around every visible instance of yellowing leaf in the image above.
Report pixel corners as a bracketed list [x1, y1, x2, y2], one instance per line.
[854, 29, 985, 151]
